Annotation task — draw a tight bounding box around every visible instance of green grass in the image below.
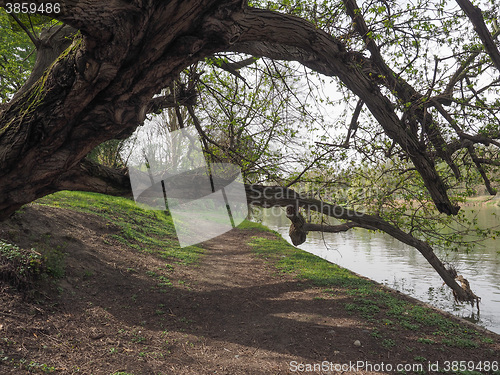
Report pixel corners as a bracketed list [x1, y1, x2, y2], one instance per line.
[441, 337, 480, 348]
[0, 356, 56, 373]
[381, 338, 396, 349]
[237, 220, 275, 232]
[249, 236, 371, 288]
[36, 191, 203, 264]
[247, 232, 492, 351]
[0, 241, 43, 275]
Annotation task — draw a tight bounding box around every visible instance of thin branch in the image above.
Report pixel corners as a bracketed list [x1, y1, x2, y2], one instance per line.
[186, 104, 211, 155]
[212, 56, 258, 87]
[217, 55, 259, 71]
[9, 13, 40, 48]
[467, 145, 497, 195]
[475, 157, 500, 166]
[285, 149, 331, 188]
[344, 99, 363, 147]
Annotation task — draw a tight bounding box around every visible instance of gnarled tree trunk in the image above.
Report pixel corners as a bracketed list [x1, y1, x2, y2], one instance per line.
[0, 0, 241, 220]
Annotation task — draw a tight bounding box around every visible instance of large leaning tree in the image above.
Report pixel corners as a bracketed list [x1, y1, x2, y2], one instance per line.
[1, 0, 499, 305]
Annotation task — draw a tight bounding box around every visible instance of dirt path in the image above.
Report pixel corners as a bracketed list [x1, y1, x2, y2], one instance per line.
[178, 231, 363, 374]
[0, 205, 499, 374]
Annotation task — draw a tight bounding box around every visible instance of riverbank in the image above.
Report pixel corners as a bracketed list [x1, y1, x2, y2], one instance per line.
[0, 192, 499, 374]
[462, 195, 500, 207]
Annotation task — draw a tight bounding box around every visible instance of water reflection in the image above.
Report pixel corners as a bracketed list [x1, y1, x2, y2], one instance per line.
[251, 206, 500, 334]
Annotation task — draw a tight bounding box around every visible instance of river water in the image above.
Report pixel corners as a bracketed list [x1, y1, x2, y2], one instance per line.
[252, 206, 500, 334]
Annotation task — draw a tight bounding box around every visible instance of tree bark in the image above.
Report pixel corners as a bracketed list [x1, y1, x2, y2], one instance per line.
[0, 0, 241, 220]
[286, 205, 308, 246]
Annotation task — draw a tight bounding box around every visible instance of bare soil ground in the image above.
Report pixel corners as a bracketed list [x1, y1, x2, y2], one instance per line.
[0, 204, 499, 374]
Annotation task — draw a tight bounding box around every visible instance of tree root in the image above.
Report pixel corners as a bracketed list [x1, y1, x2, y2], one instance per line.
[453, 275, 481, 313]
[447, 266, 481, 312]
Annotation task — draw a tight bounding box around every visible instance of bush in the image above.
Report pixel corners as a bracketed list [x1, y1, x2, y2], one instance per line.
[0, 240, 44, 289]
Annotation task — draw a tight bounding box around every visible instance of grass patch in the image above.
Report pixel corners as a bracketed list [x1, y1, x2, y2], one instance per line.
[381, 338, 396, 350]
[237, 220, 276, 232]
[347, 298, 381, 319]
[36, 191, 203, 264]
[248, 236, 371, 288]
[0, 236, 66, 294]
[441, 337, 480, 348]
[0, 356, 56, 373]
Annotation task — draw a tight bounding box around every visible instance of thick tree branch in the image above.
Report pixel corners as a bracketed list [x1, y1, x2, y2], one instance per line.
[11, 24, 75, 102]
[0, 0, 148, 41]
[246, 185, 475, 304]
[55, 158, 132, 197]
[214, 6, 459, 215]
[456, 0, 500, 72]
